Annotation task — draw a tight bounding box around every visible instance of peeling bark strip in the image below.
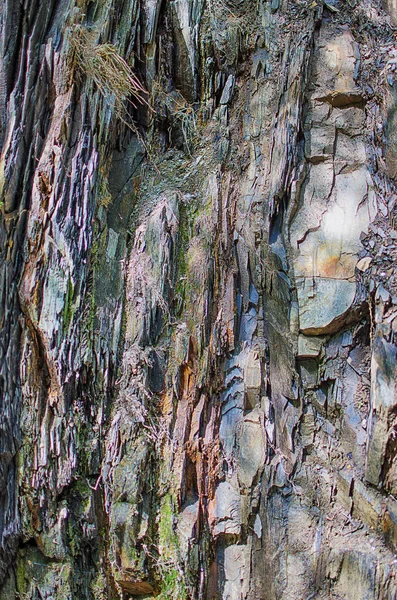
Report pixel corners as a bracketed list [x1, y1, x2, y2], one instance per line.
[0, 0, 397, 598]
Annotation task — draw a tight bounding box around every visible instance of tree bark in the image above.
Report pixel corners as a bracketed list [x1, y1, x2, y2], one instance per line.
[0, 0, 396, 598]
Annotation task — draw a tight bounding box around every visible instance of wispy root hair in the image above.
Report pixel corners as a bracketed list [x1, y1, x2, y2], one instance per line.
[69, 26, 153, 119]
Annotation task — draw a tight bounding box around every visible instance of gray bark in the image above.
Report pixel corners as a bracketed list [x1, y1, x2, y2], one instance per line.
[0, 0, 396, 598]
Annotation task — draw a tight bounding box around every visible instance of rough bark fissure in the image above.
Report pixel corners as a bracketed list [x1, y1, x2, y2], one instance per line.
[0, 0, 397, 598]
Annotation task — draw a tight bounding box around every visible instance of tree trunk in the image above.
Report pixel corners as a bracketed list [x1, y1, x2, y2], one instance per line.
[0, 0, 396, 598]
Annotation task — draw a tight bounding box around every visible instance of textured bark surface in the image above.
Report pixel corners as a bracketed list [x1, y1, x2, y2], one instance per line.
[0, 0, 397, 598]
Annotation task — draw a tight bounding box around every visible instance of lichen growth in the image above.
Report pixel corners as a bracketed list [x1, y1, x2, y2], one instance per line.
[90, 572, 108, 600]
[157, 566, 187, 600]
[97, 167, 112, 209]
[62, 277, 75, 331]
[15, 557, 27, 598]
[156, 494, 187, 599]
[158, 494, 178, 554]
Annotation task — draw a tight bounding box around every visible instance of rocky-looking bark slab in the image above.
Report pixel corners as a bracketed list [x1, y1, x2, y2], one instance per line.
[0, 0, 396, 599]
